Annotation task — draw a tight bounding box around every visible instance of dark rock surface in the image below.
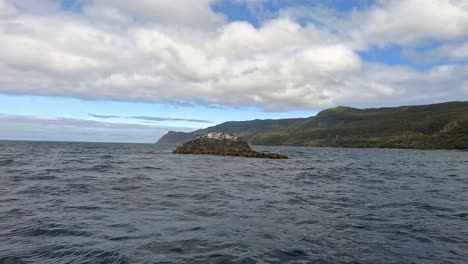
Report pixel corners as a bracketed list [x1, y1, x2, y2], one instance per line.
[173, 132, 288, 159]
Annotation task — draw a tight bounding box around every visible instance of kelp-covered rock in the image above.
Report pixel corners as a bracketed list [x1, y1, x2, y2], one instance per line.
[173, 132, 288, 159]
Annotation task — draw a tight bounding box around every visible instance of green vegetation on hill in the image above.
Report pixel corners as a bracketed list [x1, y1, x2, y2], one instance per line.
[157, 102, 468, 150]
[157, 118, 305, 144]
[194, 118, 305, 141]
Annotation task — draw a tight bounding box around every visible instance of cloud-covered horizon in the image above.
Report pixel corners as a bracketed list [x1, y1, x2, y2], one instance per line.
[89, 113, 212, 123]
[0, 114, 196, 143]
[0, 0, 467, 111]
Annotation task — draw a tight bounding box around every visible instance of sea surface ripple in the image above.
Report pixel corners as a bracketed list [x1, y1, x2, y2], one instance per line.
[0, 141, 467, 264]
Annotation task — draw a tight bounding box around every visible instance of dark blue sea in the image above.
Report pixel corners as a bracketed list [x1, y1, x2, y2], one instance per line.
[0, 141, 467, 264]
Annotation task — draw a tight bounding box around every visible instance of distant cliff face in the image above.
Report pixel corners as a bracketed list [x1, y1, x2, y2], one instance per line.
[173, 132, 288, 159]
[157, 101, 468, 150]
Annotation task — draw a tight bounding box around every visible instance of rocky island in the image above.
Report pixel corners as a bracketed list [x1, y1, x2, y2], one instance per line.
[173, 132, 288, 159]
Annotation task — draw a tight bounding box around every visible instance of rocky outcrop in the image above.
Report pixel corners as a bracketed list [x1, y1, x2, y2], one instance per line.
[173, 132, 288, 159]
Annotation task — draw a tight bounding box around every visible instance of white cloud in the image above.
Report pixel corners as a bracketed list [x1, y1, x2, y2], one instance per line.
[0, 114, 194, 143]
[275, 0, 468, 49]
[0, 9, 361, 110]
[436, 41, 468, 60]
[349, 0, 468, 49]
[0, 0, 466, 111]
[235, 0, 265, 4]
[84, 0, 225, 29]
[0, 0, 16, 18]
[8, 0, 62, 14]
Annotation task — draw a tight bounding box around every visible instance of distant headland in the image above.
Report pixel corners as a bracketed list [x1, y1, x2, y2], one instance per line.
[157, 101, 468, 150]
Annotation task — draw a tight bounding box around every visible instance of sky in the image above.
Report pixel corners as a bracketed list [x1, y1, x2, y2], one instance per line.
[0, 0, 467, 142]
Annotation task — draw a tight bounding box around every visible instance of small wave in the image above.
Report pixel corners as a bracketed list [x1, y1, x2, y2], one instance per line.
[31, 247, 129, 264]
[101, 232, 159, 242]
[60, 159, 87, 165]
[129, 166, 162, 171]
[0, 208, 34, 221]
[65, 183, 93, 193]
[166, 193, 186, 198]
[169, 226, 204, 235]
[454, 213, 467, 218]
[15, 185, 62, 195]
[64, 205, 101, 211]
[0, 256, 27, 264]
[80, 164, 114, 172]
[267, 249, 309, 262]
[431, 236, 461, 244]
[187, 207, 222, 217]
[106, 235, 140, 241]
[8, 224, 91, 238]
[29, 175, 58, 181]
[91, 164, 113, 171]
[417, 203, 454, 213]
[5, 169, 25, 174]
[42, 168, 64, 173]
[28, 228, 90, 237]
[111, 185, 141, 191]
[296, 220, 319, 225]
[138, 238, 238, 256]
[0, 159, 15, 166]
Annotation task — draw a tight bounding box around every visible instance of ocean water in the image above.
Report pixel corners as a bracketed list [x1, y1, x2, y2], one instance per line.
[0, 141, 467, 264]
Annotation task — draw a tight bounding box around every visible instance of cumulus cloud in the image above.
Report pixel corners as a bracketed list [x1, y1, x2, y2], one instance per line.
[433, 41, 468, 61]
[276, 0, 468, 49]
[0, 0, 16, 18]
[348, 0, 468, 49]
[443, 43, 468, 60]
[0, 114, 195, 143]
[83, 0, 224, 28]
[0, 0, 466, 111]
[342, 63, 468, 107]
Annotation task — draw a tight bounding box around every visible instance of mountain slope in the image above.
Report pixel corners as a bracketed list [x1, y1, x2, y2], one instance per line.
[156, 118, 306, 145]
[157, 102, 468, 150]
